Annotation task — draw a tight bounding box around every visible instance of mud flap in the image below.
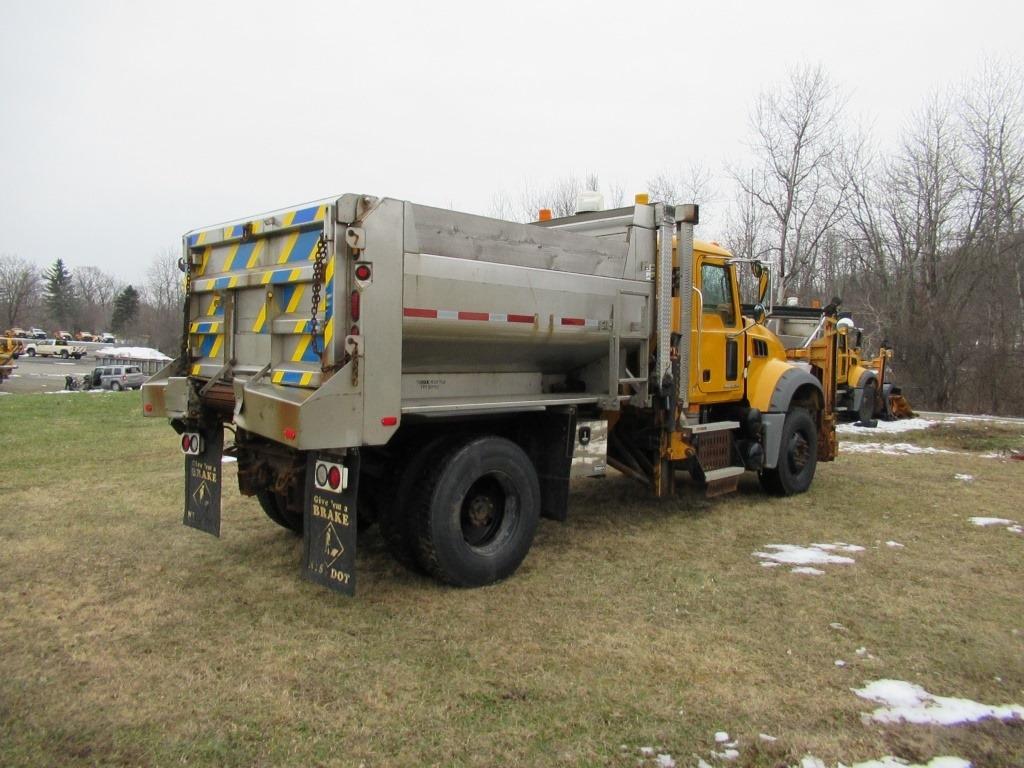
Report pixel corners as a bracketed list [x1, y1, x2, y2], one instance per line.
[302, 451, 360, 596]
[183, 426, 223, 537]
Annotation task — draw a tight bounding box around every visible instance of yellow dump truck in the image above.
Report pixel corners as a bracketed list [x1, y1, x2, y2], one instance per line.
[144, 193, 839, 594]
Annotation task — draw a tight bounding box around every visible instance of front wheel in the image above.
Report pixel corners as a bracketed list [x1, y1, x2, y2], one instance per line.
[412, 436, 540, 587]
[759, 407, 818, 496]
[28, 349, 35, 357]
[858, 381, 877, 422]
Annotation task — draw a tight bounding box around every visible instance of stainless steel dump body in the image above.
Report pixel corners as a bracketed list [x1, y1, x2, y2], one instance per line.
[149, 195, 659, 449]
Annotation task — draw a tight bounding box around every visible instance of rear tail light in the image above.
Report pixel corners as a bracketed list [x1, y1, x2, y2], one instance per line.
[354, 263, 371, 282]
[350, 290, 360, 321]
[181, 432, 202, 455]
[314, 459, 348, 493]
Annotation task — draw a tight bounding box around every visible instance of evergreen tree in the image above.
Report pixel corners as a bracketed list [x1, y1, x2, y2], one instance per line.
[43, 258, 76, 329]
[110, 284, 140, 334]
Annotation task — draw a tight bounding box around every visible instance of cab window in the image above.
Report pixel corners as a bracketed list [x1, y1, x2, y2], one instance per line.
[700, 263, 736, 325]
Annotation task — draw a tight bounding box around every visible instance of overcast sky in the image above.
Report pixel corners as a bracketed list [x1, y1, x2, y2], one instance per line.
[1, 0, 1021, 284]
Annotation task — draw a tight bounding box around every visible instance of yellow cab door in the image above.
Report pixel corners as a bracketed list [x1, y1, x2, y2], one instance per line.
[690, 252, 744, 404]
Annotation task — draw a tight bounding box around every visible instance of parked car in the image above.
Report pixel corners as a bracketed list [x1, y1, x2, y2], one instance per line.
[98, 332, 116, 344]
[75, 331, 96, 342]
[30, 328, 46, 339]
[55, 331, 73, 341]
[85, 364, 146, 391]
[5, 327, 28, 338]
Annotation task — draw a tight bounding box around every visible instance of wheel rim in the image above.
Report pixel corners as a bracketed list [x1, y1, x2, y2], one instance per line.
[460, 476, 512, 548]
[787, 430, 810, 474]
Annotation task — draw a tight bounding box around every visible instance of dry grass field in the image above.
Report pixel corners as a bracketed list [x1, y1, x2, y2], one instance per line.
[1, 394, 1022, 767]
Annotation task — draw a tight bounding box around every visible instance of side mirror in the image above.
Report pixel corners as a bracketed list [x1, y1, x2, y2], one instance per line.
[752, 303, 767, 324]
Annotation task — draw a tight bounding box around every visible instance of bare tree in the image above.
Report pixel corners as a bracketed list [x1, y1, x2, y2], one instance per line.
[0, 254, 40, 330]
[730, 64, 849, 302]
[647, 162, 716, 207]
[140, 248, 186, 352]
[73, 266, 122, 331]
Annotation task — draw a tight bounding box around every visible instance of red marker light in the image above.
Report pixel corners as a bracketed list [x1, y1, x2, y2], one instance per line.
[283, 427, 297, 440]
[354, 264, 371, 281]
[144, 403, 153, 413]
[327, 465, 342, 490]
[381, 416, 398, 426]
[181, 434, 190, 451]
[350, 290, 360, 321]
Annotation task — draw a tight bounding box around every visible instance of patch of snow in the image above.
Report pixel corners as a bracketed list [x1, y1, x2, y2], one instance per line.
[0, 391, 10, 396]
[800, 757, 827, 768]
[697, 760, 714, 768]
[222, 455, 237, 464]
[811, 542, 865, 552]
[94, 346, 171, 361]
[885, 541, 905, 548]
[835, 660, 847, 667]
[760, 561, 782, 568]
[754, 543, 858, 567]
[655, 755, 675, 768]
[856, 647, 868, 656]
[713, 731, 730, 743]
[954, 473, 974, 481]
[711, 749, 739, 761]
[639, 746, 654, 757]
[969, 516, 1017, 527]
[830, 622, 847, 631]
[1009, 525, 1023, 534]
[838, 418, 935, 435]
[850, 757, 970, 768]
[43, 389, 109, 395]
[791, 566, 825, 575]
[841, 442, 959, 456]
[758, 733, 776, 742]
[853, 679, 1024, 725]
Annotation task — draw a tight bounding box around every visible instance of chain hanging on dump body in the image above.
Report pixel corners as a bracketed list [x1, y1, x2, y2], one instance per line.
[179, 254, 193, 371]
[309, 233, 329, 360]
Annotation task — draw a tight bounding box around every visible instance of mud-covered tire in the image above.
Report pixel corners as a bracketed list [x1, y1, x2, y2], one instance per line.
[256, 490, 303, 534]
[759, 407, 818, 496]
[858, 381, 877, 422]
[412, 436, 540, 587]
[377, 434, 459, 571]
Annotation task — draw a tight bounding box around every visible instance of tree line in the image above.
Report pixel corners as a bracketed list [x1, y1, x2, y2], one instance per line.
[0, 249, 183, 353]
[492, 62, 1024, 416]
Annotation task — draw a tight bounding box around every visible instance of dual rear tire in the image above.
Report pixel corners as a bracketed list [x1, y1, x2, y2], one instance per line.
[381, 435, 541, 587]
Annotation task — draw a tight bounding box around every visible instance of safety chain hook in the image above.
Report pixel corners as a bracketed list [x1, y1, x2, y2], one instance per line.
[309, 233, 329, 361]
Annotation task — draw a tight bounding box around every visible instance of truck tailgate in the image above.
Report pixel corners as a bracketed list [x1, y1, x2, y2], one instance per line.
[186, 201, 337, 389]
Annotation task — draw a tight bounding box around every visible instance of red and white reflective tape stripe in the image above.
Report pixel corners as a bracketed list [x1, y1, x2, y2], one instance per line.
[403, 307, 536, 324]
[554, 315, 601, 328]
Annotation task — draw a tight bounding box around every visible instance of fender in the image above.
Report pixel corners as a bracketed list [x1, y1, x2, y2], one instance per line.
[851, 369, 878, 414]
[762, 367, 824, 470]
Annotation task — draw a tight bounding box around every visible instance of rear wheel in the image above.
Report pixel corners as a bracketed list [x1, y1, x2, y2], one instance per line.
[759, 407, 818, 496]
[378, 434, 460, 571]
[412, 436, 540, 587]
[256, 490, 302, 534]
[61, 350, 69, 359]
[111, 381, 122, 391]
[28, 349, 35, 357]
